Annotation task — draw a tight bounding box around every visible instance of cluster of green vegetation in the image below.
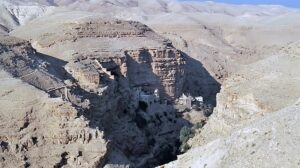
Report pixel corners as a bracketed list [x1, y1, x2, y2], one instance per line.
[179, 120, 206, 153]
[179, 126, 194, 152]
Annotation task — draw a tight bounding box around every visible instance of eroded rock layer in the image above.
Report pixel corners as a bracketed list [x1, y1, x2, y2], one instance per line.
[125, 47, 185, 100]
[0, 35, 108, 168]
[12, 15, 186, 101]
[2, 16, 191, 167]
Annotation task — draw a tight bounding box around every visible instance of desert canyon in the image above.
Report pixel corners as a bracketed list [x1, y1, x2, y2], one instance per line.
[0, 0, 299, 168]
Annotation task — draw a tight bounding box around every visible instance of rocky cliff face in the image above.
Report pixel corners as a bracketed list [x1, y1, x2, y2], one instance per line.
[161, 52, 300, 168]
[163, 104, 300, 168]
[188, 53, 300, 147]
[125, 47, 185, 100]
[12, 15, 187, 101]
[2, 15, 192, 167]
[0, 34, 108, 168]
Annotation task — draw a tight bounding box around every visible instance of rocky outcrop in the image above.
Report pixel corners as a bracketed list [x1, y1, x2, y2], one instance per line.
[0, 34, 65, 95]
[6, 15, 193, 167]
[160, 53, 300, 168]
[125, 47, 185, 100]
[64, 47, 185, 101]
[30, 18, 158, 48]
[0, 72, 108, 168]
[162, 104, 300, 168]
[12, 15, 187, 101]
[0, 34, 110, 168]
[188, 54, 300, 147]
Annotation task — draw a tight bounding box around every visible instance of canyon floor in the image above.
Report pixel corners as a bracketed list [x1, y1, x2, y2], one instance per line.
[0, 0, 300, 168]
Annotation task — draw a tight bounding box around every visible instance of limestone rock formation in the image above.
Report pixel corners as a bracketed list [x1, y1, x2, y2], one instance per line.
[162, 45, 300, 168]
[163, 105, 300, 168]
[0, 34, 64, 94]
[2, 14, 191, 167]
[189, 53, 300, 147]
[11, 15, 186, 101]
[125, 48, 185, 99]
[0, 35, 108, 168]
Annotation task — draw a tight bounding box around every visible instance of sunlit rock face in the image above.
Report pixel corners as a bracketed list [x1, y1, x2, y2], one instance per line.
[125, 47, 185, 100]
[0, 34, 108, 168]
[1, 13, 189, 167]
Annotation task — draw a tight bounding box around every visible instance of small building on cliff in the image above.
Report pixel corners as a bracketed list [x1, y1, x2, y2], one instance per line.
[133, 87, 160, 107]
[178, 93, 193, 109]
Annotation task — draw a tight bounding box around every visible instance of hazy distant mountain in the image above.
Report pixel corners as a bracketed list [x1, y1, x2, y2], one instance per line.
[1, 0, 299, 33]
